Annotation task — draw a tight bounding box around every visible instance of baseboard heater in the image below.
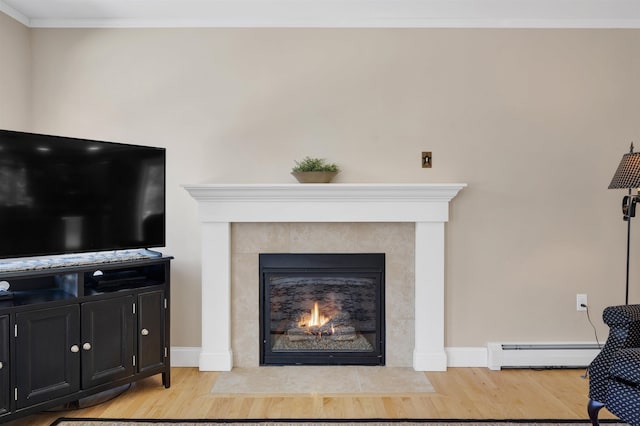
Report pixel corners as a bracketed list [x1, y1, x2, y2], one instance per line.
[487, 342, 601, 370]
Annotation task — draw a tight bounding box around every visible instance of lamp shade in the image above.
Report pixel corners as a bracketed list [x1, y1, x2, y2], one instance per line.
[609, 151, 640, 189]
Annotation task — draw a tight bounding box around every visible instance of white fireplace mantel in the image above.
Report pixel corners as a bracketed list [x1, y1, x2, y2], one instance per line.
[183, 183, 466, 371]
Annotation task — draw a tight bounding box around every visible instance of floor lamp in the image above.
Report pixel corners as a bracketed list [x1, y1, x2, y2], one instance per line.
[609, 143, 640, 305]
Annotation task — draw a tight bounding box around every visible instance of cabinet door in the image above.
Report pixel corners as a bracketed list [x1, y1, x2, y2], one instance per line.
[137, 291, 165, 374]
[0, 316, 10, 415]
[81, 296, 135, 389]
[15, 305, 80, 409]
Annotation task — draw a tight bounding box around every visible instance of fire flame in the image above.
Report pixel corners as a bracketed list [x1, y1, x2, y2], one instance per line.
[304, 301, 328, 327]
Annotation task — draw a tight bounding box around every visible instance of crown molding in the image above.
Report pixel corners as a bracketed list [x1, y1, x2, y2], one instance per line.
[0, 0, 28, 26]
[1, 0, 640, 28]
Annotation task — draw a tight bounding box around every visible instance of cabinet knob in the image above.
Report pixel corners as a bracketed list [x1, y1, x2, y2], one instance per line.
[141, 328, 149, 336]
[70, 345, 79, 353]
[0, 361, 4, 370]
[83, 342, 92, 351]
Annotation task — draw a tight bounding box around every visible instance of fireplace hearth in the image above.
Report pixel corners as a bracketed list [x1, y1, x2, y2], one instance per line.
[259, 253, 385, 366]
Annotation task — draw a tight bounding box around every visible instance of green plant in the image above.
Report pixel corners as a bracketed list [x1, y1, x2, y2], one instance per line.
[292, 156, 339, 173]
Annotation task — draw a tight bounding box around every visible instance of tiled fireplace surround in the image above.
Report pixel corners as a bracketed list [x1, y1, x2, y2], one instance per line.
[184, 183, 465, 372]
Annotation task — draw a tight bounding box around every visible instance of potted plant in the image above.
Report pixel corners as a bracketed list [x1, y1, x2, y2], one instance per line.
[291, 156, 340, 183]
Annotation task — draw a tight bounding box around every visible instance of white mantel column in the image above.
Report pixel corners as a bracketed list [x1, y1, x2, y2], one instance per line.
[199, 222, 233, 371]
[413, 221, 446, 371]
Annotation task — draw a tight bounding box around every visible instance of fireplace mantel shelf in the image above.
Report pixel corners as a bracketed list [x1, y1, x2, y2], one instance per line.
[183, 183, 465, 201]
[183, 183, 466, 223]
[184, 182, 466, 372]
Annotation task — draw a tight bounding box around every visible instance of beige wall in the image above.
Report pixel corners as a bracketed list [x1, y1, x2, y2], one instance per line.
[0, 12, 30, 130]
[4, 23, 640, 349]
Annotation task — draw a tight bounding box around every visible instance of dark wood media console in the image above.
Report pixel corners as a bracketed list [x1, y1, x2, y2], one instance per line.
[0, 255, 172, 423]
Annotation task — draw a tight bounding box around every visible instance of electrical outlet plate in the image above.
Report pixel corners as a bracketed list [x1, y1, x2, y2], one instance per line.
[422, 151, 432, 168]
[576, 294, 588, 311]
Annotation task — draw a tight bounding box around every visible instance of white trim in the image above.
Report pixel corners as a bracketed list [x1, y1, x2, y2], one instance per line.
[414, 222, 447, 372]
[183, 183, 465, 223]
[446, 347, 488, 368]
[2, 0, 640, 28]
[170, 346, 201, 367]
[171, 346, 489, 368]
[200, 222, 233, 372]
[0, 1, 29, 26]
[183, 183, 464, 203]
[184, 183, 465, 371]
[172, 346, 598, 369]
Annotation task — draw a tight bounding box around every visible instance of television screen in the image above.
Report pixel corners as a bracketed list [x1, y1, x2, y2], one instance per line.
[0, 129, 166, 259]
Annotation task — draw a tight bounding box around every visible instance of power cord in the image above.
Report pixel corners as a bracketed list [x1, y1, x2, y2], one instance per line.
[580, 303, 602, 379]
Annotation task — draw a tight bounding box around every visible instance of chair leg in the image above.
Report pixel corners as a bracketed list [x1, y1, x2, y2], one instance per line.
[588, 399, 605, 426]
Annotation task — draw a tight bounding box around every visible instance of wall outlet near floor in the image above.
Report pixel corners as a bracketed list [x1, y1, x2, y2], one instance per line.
[576, 294, 588, 311]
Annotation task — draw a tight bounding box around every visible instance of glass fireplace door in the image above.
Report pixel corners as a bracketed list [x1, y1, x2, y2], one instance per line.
[259, 253, 384, 366]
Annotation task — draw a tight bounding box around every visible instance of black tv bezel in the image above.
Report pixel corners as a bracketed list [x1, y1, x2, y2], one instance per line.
[0, 129, 167, 260]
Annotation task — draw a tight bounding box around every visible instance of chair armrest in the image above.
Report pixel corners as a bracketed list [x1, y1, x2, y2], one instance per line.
[609, 348, 640, 384]
[603, 304, 640, 327]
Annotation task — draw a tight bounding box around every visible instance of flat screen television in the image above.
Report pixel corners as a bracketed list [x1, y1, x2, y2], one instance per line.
[0, 129, 166, 259]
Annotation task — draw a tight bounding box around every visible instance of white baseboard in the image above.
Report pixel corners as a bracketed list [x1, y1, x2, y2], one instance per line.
[170, 346, 490, 368]
[170, 345, 596, 369]
[445, 347, 488, 367]
[171, 346, 233, 370]
[170, 346, 201, 367]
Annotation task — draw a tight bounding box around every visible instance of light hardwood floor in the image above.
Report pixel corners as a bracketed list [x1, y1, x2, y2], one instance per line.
[4, 367, 617, 426]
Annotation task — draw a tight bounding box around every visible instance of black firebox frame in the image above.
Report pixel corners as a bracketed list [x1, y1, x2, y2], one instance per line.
[259, 253, 385, 366]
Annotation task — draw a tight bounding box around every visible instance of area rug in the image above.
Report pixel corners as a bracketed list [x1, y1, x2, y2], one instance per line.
[51, 419, 627, 426]
[210, 367, 435, 395]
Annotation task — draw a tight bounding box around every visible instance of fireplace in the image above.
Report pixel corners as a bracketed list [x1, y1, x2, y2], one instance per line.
[259, 253, 385, 366]
[183, 183, 466, 371]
